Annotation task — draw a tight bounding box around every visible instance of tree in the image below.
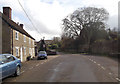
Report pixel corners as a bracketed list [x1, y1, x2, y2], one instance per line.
[62, 7, 109, 52]
[39, 39, 46, 51]
[62, 7, 109, 38]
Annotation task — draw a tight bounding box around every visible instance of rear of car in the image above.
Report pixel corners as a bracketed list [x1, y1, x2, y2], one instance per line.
[0, 54, 21, 80]
[37, 51, 47, 60]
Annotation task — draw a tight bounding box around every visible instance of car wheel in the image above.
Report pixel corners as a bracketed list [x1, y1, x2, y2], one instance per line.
[14, 66, 21, 76]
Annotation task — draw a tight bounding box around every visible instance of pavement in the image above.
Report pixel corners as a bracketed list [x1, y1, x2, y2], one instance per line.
[2, 54, 119, 82]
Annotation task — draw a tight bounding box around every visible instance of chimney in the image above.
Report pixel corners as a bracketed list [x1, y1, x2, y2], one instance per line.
[3, 7, 12, 19]
[20, 24, 23, 28]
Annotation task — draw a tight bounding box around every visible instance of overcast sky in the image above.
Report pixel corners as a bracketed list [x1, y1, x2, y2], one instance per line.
[0, 0, 119, 41]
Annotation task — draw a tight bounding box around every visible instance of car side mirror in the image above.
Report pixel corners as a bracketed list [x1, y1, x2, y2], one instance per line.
[1, 62, 4, 64]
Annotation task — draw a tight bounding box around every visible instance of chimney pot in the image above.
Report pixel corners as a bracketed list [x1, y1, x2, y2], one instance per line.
[20, 24, 23, 28]
[3, 7, 12, 19]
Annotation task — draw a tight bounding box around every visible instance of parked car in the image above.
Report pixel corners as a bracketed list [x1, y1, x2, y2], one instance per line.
[46, 50, 57, 55]
[0, 54, 22, 79]
[37, 51, 47, 60]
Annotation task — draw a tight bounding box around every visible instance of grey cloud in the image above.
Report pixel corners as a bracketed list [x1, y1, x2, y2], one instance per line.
[107, 15, 118, 28]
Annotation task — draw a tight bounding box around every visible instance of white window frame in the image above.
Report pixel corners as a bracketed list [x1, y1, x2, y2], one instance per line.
[31, 48, 32, 56]
[24, 47, 26, 55]
[33, 40, 34, 46]
[29, 48, 31, 55]
[15, 47, 19, 56]
[15, 31, 19, 40]
[33, 48, 34, 54]
[29, 38, 31, 45]
[24, 35, 26, 42]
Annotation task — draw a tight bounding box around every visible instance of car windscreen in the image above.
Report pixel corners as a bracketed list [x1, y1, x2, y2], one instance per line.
[38, 51, 46, 54]
[0, 55, 7, 64]
[0, 55, 2, 64]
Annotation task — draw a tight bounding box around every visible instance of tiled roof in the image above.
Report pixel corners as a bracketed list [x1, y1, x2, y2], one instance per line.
[0, 12, 35, 40]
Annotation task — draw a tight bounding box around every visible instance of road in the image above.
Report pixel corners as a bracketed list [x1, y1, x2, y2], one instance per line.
[2, 54, 119, 82]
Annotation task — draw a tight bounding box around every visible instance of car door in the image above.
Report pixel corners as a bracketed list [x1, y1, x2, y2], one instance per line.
[0, 55, 9, 78]
[6, 55, 16, 76]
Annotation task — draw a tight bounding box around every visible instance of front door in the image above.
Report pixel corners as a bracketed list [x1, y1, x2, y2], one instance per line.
[20, 47, 23, 62]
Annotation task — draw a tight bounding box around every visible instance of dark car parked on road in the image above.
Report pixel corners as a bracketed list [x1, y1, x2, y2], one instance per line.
[37, 51, 47, 60]
[0, 54, 22, 79]
[46, 50, 57, 55]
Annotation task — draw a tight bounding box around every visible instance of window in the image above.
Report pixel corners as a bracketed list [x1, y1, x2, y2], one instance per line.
[7, 56, 15, 62]
[29, 38, 31, 45]
[29, 48, 31, 55]
[15, 47, 19, 56]
[0, 55, 8, 64]
[31, 48, 32, 56]
[33, 40, 34, 46]
[24, 47, 26, 55]
[33, 48, 34, 54]
[39, 51, 46, 54]
[15, 31, 19, 40]
[24, 35, 26, 42]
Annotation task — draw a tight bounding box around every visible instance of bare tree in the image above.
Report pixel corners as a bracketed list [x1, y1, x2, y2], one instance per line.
[62, 7, 109, 38]
[62, 7, 109, 52]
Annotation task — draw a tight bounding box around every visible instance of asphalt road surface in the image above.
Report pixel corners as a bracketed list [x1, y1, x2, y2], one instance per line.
[2, 54, 119, 82]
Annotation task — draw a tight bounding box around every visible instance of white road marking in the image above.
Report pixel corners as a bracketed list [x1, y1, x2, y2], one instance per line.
[36, 64, 39, 66]
[84, 56, 119, 81]
[29, 67, 33, 69]
[101, 66, 105, 70]
[89, 59, 91, 61]
[21, 71, 25, 74]
[109, 73, 112, 75]
[94, 61, 96, 63]
[116, 78, 120, 81]
[97, 64, 101, 66]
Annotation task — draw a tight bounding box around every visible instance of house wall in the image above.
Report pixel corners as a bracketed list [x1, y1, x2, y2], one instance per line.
[1, 6, 35, 62]
[0, 14, 2, 54]
[12, 29, 35, 62]
[2, 19, 11, 54]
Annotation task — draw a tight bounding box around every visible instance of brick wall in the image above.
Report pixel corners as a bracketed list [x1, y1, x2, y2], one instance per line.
[12, 29, 35, 62]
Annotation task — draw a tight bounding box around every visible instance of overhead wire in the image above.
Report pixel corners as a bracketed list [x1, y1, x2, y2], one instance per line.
[17, 0, 43, 40]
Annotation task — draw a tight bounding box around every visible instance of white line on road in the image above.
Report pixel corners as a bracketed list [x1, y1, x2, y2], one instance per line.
[29, 67, 33, 69]
[36, 64, 39, 66]
[94, 61, 96, 64]
[109, 72, 112, 75]
[97, 64, 101, 66]
[85, 56, 119, 82]
[116, 78, 120, 81]
[21, 71, 25, 74]
[101, 66, 105, 70]
[89, 59, 92, 61]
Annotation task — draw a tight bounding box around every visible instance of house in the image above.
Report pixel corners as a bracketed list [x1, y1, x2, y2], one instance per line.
[0, 7, 35, 62]
[44, 40, 52, 45]
[35, 39, 51, 56]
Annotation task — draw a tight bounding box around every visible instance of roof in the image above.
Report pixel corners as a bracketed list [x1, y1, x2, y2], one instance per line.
[0, 12, 35, 40]
[45, 40, 52, 42]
